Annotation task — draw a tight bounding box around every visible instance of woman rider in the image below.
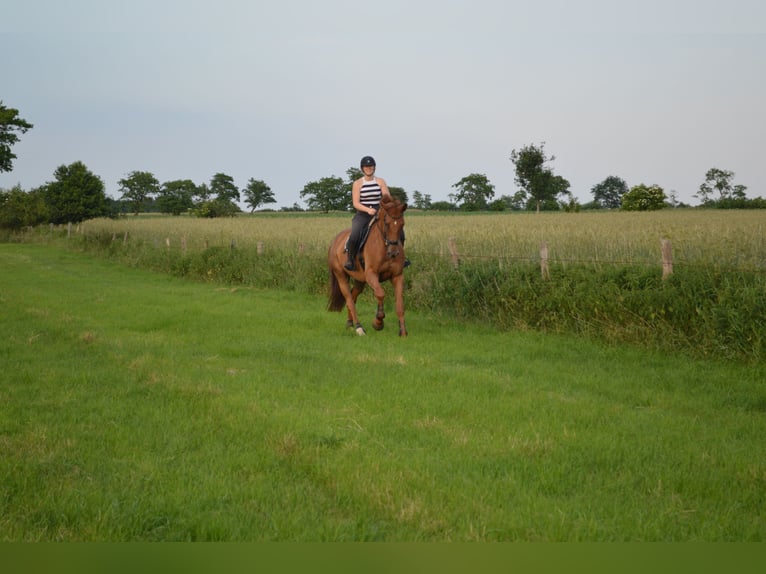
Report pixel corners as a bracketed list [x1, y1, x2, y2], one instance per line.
[344, 155, 391, 270]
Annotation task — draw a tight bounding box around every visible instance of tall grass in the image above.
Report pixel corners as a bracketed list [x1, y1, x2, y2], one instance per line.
[2, 244, 765, 541]
[14, 210, 766, 361]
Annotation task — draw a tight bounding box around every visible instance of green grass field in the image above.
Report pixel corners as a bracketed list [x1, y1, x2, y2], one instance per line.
[1, 244, 765, 541]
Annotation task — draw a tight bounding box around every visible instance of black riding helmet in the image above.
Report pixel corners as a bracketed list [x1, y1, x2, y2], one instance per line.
[360, 156, 376, 168]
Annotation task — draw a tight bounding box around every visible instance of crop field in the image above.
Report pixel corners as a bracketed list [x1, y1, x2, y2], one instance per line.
[1, 243, 765, 542]
[68, 209, 766, 270]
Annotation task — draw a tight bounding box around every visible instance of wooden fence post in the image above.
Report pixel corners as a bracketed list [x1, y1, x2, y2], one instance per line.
[540, 241, 550, 280]
[448, 237, 460, 268]
[661, 238, 673, 280]
[257, 241, 264, 255]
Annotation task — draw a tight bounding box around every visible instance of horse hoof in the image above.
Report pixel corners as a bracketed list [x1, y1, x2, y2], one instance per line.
[373, 322, 384, 331]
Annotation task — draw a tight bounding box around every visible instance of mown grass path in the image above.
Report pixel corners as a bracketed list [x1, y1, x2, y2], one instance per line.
[1, 244, 765, 541]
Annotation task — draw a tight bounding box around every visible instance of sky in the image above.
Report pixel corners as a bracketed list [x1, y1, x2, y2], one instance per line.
[2, 0, 765, 208]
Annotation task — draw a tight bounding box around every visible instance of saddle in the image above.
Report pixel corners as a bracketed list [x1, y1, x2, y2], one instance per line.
[344, 216, 377, 270]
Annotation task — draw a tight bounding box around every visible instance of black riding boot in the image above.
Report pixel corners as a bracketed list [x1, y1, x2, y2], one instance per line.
[344, 241, 357, 270]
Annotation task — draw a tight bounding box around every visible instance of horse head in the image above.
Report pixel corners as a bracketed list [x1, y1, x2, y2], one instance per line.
[377, 196, 407, 260]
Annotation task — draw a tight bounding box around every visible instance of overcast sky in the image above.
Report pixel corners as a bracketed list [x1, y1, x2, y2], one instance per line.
[2, 0, 765, 207]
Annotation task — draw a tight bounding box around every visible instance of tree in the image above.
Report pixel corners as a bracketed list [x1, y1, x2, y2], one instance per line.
[210, 173, 240, 203]
[411, 190, 432, 210]
[0, 184, 48, 230]
[197, 173, 241, 217]
[591, 176, 628, 209]
[696, 168, 747, 205]
[118, 170, 160, 215]
[0, 101, 33, 173]
[621, 184, 667, 211]
[157, 179, 196, 215]
[42, 161, 109, 224]
[299, 176, 349, 212]
[452, 173, 495, 210]
[509, 142, 570, 212]
[242, 178, 276, 212]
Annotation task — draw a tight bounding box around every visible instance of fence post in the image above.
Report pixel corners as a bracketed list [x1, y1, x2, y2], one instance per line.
[448, 237, 460, 268]
[181, 236, 187, 253]
[257, 241, 264, 255]
[661, 238, 673, 280]
[540, 241, 550, 280]
[67, 222, 72, 238]
[166, 237, 171, 250]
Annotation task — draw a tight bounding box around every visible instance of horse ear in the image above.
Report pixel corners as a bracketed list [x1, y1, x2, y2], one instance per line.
[402, 203, 407, 212]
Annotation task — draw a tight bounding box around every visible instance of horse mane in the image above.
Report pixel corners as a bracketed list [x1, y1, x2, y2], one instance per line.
[380, 195, 406, 212]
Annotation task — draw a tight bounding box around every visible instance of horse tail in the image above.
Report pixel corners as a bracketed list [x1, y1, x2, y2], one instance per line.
[327, 270, 345, 311]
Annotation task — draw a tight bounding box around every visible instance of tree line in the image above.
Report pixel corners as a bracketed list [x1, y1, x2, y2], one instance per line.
[2, 102, 764, 231]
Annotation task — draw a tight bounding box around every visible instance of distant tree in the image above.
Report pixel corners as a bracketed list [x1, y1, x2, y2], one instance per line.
[157, 179, 196, 215]
[452, 173, 495, 210]
[411, 190, 432, 210]
[0, 101, 33, 173]
[242, 178, 276, 212]
[430, 200, 457, 211]
[210, 173, 240, 203]
[300, 176, 349, 212]
[42, 161, 109, 224]
[346, 167, 362, 183]
[118, 170, 160, 215]
[0, 184, 48, 230]
[591, 175, 628, 209]
[621, 184, 667, 211]
[696, 168, 747, 205]
[510, 142, 570, 212]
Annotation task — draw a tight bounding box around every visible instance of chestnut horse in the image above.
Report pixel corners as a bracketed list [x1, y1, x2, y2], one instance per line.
[327, 196, 408, 336]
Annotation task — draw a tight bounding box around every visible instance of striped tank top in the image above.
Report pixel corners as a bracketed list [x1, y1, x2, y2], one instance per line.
[359, 177, 382, 209]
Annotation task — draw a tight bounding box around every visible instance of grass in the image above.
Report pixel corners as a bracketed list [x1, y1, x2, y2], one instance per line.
[1, 244, 766, 541]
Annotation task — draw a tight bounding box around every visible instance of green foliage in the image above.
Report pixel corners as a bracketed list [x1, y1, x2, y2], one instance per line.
[42, 161, 110, 224]
[509, 142, 571, 212]
[452, 173, 495, 210]
[118, 170, 160, 215]
[0, 185, 48, 230]
[157, 179, 196, 215]
[299, 176, 350, 212]
[591, 175, 628, 209]
[210, 173, 240, 203]
[192, 198, 240, 218]
[242, 178, 276, 212]
[0, 101, 33, 173]
[621, 184, 667, 211]
[411, 190, 432, 210]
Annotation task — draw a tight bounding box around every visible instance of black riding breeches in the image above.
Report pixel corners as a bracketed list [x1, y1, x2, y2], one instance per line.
[347, 211, 372, 254]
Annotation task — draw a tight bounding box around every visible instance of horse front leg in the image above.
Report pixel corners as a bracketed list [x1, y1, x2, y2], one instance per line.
[392, 273, 407, 337]
[366, 271, 387, 331]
